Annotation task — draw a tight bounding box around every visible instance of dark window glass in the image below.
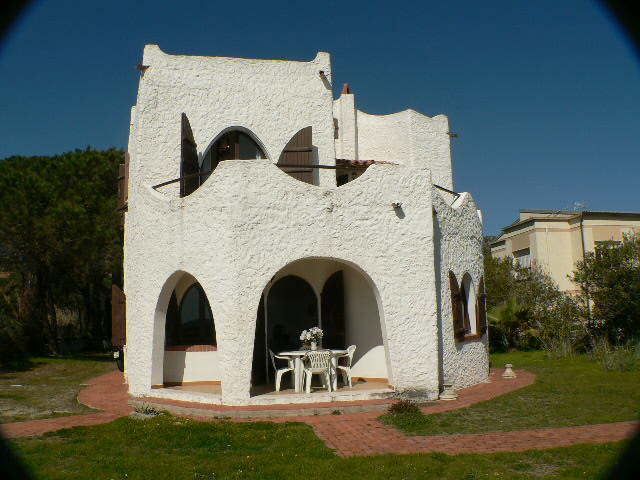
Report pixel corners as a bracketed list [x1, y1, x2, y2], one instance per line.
[200, 130, 266, 184]
[165, 283, 216, 347]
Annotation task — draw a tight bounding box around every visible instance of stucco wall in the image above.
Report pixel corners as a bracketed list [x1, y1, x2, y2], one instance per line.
[125, 160, 440, 404]
[432, 190, 488, 390]
[163, 351, 221, 383]
[356, 109, 453, 189]
[131, 45, 337, 191]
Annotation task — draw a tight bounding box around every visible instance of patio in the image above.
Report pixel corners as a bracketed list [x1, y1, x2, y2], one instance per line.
[150, 378, 394, 406]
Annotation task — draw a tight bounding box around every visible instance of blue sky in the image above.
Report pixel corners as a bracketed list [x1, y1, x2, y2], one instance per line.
[1, 0, 638, 235]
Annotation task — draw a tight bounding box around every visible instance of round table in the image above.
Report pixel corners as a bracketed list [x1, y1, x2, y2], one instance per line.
[278, 349, 348, 392]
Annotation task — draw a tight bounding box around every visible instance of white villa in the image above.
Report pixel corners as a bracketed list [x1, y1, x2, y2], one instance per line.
[117, 45, 488, 406]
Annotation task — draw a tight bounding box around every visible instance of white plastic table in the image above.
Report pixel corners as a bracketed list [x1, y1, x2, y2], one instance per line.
[278, 349, 348, 392]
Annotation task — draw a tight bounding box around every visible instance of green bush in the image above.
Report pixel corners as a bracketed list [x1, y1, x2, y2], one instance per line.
[388, 399, 421, 415]
[589, 338, 640, 371]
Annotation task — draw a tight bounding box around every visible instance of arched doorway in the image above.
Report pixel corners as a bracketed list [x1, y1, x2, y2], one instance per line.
[251, 259, 389, 393]
[251, 275, 318, 388]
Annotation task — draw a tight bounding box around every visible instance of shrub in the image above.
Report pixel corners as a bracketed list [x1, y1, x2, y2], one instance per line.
[388, 399, 421, 415]
[589, 338, 640, 372]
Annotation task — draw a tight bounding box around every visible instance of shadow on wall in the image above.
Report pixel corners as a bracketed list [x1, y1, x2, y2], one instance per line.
[163, 350, 187, 384]
[344, 267, 387, 378]
[433, 213, 445, 388]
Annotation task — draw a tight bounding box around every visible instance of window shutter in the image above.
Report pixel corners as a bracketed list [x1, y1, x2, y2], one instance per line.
[449, 272, 465, 340]
[321, 270, 345, 349]
[277, 126, 313, 184]
[111, 284, 126, 347]
[117, 153, 129, 229]
[180, 113, 199, 197]
[477, 276, 487, 334]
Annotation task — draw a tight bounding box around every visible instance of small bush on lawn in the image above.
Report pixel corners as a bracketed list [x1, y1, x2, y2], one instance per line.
[388, 399, 421, 415]
[133, 403, 164, 416]
[590, 338, 640, 371]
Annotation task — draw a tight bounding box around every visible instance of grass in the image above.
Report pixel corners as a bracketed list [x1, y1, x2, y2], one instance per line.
[0, 354, 116, 423]
[8, 414, 634, 479]
[380, 350, 640, 435]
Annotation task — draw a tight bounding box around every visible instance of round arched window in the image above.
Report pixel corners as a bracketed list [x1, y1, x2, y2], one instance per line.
[200, 130, 266, 184]
[165, 283, 216, 347]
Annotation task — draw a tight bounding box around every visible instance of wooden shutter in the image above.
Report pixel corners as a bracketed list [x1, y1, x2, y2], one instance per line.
[449, 272, 465, 340]
[476, 276, 487, 334]
[321, 271, 345, 349]
[180, 113, 199, 197]
[277, 126, 313, 184]
[111, 285, 126, 347]
[117, 153, 129, 229]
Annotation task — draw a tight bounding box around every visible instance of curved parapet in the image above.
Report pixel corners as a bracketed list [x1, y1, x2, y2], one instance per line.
[333, 104, 453, 190]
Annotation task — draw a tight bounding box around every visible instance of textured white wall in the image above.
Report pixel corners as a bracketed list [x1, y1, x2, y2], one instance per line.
[163, 351, 221, 383]
[356, 109, 454, 189]
[432, 190, 489, 390]
[125, 161, 441, 404]
[333, 94, 358, 159]
[131, 45, 336, 191]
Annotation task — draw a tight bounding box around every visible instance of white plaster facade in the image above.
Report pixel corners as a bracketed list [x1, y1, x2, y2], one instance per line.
[123, 45, 488, 405]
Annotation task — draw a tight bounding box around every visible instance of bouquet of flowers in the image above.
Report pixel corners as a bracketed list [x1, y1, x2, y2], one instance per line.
[300, 327, 323, 345]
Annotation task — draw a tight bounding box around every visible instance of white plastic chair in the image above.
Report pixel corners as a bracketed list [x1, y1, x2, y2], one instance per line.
[302, 350, 333, 393]
[336, 345, 356, 387]
[269, 349, 294, 392]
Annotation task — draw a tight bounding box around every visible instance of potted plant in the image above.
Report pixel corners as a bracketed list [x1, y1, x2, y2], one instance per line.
[300, 327, 323, 350]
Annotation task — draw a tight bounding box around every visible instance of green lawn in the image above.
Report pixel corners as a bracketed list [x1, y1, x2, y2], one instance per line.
[9, 414, 632, 480]
[0, 354, 116, 423]
[380, 351, 640, 435]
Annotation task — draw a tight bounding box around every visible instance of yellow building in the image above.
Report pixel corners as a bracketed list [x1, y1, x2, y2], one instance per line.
[490, 210, 640, 293]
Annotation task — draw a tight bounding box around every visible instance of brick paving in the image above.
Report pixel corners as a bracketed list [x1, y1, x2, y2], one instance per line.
[2, 368, 638, 457]
[0, 370, 131, 439]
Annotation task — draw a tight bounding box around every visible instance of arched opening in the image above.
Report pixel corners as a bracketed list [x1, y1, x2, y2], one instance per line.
[160, 274, 220, 387]
[251, 258, 389, 395]
[165, 283, 217, 347]
[200, 129, 267, 184]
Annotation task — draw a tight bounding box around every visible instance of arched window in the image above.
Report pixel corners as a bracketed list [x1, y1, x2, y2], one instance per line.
[165, 283, 216, 347]
[200, 130, 266, 184]
[450, 271, 480, 340]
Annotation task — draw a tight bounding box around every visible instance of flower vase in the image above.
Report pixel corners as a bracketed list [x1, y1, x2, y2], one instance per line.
[310, 341, 317, 351]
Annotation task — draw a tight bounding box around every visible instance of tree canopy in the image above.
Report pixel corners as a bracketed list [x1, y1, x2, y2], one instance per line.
[0, 148, 123, 355]
[572, 234, 640, 343]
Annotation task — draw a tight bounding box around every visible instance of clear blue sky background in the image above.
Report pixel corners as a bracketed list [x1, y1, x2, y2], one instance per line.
[1, 0, 638, 235]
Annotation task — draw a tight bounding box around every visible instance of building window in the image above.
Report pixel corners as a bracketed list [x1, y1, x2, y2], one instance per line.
[165, 283, 216, 347]
[450, 271, 483, 341]
[513, 248, 531, 269]
[200, 130, 266, 184]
